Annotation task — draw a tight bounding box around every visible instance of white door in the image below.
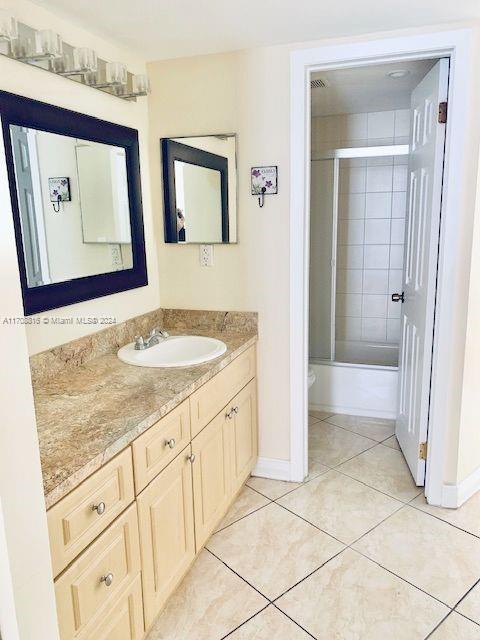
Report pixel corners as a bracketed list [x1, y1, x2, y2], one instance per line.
[395, 58, 449, 484]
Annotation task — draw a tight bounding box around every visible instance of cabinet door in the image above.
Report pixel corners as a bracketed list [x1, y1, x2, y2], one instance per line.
[137, 448, 195, 629]
[229, 380, 258, 495]
[191, 411, 232, 550]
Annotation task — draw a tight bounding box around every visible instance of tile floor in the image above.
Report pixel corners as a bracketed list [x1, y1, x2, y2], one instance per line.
[146, 413, 480, 640]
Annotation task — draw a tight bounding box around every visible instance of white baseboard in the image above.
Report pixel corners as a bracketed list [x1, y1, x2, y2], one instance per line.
[252, 456, 291, 481]
[441, 465, 480, 508]
[309, 402, 396, 420]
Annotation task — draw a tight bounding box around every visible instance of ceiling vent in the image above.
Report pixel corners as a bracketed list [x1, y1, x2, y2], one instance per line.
[311, 78, 328, 89]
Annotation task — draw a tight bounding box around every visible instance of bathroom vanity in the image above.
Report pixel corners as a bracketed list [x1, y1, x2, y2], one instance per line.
[31, 309, 258, 639]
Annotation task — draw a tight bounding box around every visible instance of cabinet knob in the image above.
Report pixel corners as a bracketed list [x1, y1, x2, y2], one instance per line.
[92, 501, 106, 515]
[165, 438, 176, 449]
[233, 406, 239, 414]
[225, 409, 234, 420]
[187, 453, 196, 463]
[100, 572, 114, 587]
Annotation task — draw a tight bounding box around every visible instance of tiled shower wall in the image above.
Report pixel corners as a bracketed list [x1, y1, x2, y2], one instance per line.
[311, 109, 410, 347]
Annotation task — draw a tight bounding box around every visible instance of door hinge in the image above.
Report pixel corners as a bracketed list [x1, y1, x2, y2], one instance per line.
[419, 442, 428, 460]
[438, 101, 447, 124]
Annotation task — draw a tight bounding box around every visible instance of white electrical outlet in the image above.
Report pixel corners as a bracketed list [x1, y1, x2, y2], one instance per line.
[199, 244, 214, 267]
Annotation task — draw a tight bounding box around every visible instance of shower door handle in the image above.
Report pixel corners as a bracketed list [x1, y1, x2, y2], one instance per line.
[391, 292, 405, 303]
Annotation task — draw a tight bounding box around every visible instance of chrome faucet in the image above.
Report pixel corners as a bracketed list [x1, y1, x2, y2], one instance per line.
[134, 327, 169, 350]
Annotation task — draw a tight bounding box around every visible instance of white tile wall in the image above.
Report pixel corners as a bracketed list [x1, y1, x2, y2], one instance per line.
[312, 109, 409, 348]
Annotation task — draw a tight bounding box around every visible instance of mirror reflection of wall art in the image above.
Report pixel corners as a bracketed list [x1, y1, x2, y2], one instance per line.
[48, 177, 71, 212]
[251, 165, 278, 207]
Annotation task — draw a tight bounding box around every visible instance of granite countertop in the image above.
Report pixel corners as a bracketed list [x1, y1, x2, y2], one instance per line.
[34, 327, 257, 509]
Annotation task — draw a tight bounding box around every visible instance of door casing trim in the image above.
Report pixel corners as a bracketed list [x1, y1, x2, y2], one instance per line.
[289, 27, 476, 506]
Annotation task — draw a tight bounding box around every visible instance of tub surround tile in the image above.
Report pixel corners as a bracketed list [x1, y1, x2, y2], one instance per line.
[246, 477, 303, 501]
[226, 605, 312, 640]
[309, 421, 376, 467]
[278, 470, 402, 545]
[337, 444, 422, 502]
[276, 548, 448, 640]
[326, 414, 395, 442]
[429, 612, 480, 639]
[457, 581, 480, 624]
[215, 486, 270, 533]
[145, 550, 267, 640]
[353, 506, 480, 607]
[32, 310, 257, 508]
[206, 503, 344, 600]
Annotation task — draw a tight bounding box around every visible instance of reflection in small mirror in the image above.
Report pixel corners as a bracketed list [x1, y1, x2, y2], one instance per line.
[10, 125, 133, 289]
[162, 134, 237, 244]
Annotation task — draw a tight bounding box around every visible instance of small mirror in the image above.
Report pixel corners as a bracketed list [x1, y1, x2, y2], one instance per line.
[1, 91, 147, 314]
[161, 135, 237, 243]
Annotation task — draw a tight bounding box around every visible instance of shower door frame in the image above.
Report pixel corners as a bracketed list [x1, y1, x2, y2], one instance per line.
[290, 28, 476, 508]
[318, 145, 410, 364]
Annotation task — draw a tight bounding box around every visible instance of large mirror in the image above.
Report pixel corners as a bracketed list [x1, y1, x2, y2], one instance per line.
[1, 91, 147, 314]
[161, 134, 237, 243]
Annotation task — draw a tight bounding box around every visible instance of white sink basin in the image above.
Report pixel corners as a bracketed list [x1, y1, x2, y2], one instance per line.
[117, 335, 227, 368]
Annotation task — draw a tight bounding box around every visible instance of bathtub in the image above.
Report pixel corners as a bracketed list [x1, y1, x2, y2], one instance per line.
[309, 354, 398, 419]
[334, 340, 399, 367]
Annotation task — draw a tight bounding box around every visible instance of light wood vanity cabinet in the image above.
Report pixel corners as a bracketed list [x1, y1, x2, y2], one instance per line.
[49, 345, 257, 639]
[136, 446, 196, 628]
[191, 411, 233, 551]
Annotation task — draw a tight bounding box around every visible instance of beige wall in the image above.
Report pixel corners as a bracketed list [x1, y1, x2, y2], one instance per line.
[0, 0, 160, 356]
[148, 25, 480, 482]
[148, 49, 292, 461]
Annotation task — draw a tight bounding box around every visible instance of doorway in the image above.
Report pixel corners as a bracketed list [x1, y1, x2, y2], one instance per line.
[289, 30, 474, 507]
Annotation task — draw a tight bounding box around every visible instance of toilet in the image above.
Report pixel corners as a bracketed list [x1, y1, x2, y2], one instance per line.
[308, 366, 316, 389]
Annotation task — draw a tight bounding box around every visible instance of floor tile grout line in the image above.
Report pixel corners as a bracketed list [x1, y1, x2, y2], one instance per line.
[270, 603, 318, 639]
[328, 458, 423, 504]
[271, 547, 348, 603]
[451, 609, 480, 628]
[407, 500, 480, 541]
[204, 547, 274, 603]
[423, 610, 457, 639]
[213, 500, 272, 535]
[310, 418, 381, 446]
[351, 545, 454, 609]
[220, 603, 271, 640]
[451, 575, 480, 612]
[274, 501, 349, 547]
[347, 501, 406, 546]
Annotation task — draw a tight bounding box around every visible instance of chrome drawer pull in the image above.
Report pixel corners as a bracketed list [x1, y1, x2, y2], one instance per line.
[92, 501, 106, 515]
[165, 438, 176, 449]
[100, 572, 114, 587]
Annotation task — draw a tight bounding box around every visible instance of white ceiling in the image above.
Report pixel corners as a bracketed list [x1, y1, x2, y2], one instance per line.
[311, 59, 437, 116]
[32, 0, 480, 62]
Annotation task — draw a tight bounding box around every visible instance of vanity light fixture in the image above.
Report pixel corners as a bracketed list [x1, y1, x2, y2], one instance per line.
[0, 17, 150, 101]
[14, 29, 63, 62]
[54, 46, 98, 76]
[119, 74, 151, 99]
[0, 10, 18, 42]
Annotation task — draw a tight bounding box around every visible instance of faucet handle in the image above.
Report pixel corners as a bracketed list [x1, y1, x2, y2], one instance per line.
[134, 335, 145, 350]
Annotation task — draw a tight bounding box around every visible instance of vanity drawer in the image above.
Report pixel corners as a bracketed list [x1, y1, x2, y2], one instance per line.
[132, 398, 191, 493]
[47, 448, 135, 577]
[54, 503, 141, 640]
[190, 345, 256, 437]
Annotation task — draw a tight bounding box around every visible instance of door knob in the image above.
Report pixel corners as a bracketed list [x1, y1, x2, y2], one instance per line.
[391, 292, 405, 303]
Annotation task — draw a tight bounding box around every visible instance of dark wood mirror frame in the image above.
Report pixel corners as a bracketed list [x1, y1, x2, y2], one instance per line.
[0, 90, 148, 315]
[161, 138, 229, 243]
